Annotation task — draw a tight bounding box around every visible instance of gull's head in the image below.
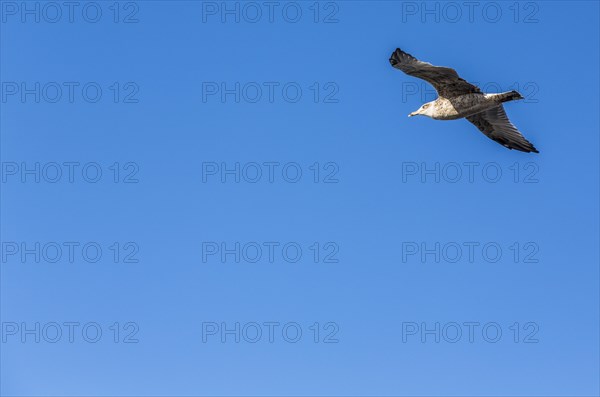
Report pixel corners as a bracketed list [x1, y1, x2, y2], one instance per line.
[408, 102, 434, 118]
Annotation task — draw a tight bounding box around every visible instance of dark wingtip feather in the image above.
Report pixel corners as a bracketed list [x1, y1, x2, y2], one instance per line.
[513, 143, 539, 153]
[389, 48, 413, 67]
[523, 140, 539, 154]
[389, 48, 402, 66]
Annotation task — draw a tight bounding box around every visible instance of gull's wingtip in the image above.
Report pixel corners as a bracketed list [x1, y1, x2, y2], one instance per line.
[389, 48, 404, 66]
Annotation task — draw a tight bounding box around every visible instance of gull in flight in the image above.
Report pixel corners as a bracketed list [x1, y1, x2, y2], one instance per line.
[390, 48, 539, 153]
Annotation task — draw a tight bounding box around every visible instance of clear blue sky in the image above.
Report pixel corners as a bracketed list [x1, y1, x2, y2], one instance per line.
[1, 1, 599, 396]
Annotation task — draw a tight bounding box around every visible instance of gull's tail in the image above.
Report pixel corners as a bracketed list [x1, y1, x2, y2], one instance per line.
[497, 90, 524, 103]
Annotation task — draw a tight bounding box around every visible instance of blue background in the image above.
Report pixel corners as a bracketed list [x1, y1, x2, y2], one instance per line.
[1, 1, 599, 396]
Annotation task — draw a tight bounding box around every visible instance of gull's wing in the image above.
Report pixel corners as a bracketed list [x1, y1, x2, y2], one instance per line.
[466, 106, 539, 153]
[389, 48, 481, 98]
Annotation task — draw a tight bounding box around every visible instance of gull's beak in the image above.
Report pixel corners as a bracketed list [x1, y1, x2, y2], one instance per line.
[408, 111, 418, 117]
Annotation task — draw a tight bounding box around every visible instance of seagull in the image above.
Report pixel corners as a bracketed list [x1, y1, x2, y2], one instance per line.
[389, 48, 539, 153]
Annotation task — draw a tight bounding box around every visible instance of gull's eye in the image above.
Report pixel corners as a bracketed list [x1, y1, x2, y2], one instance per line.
[422, 104, 429, 109]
